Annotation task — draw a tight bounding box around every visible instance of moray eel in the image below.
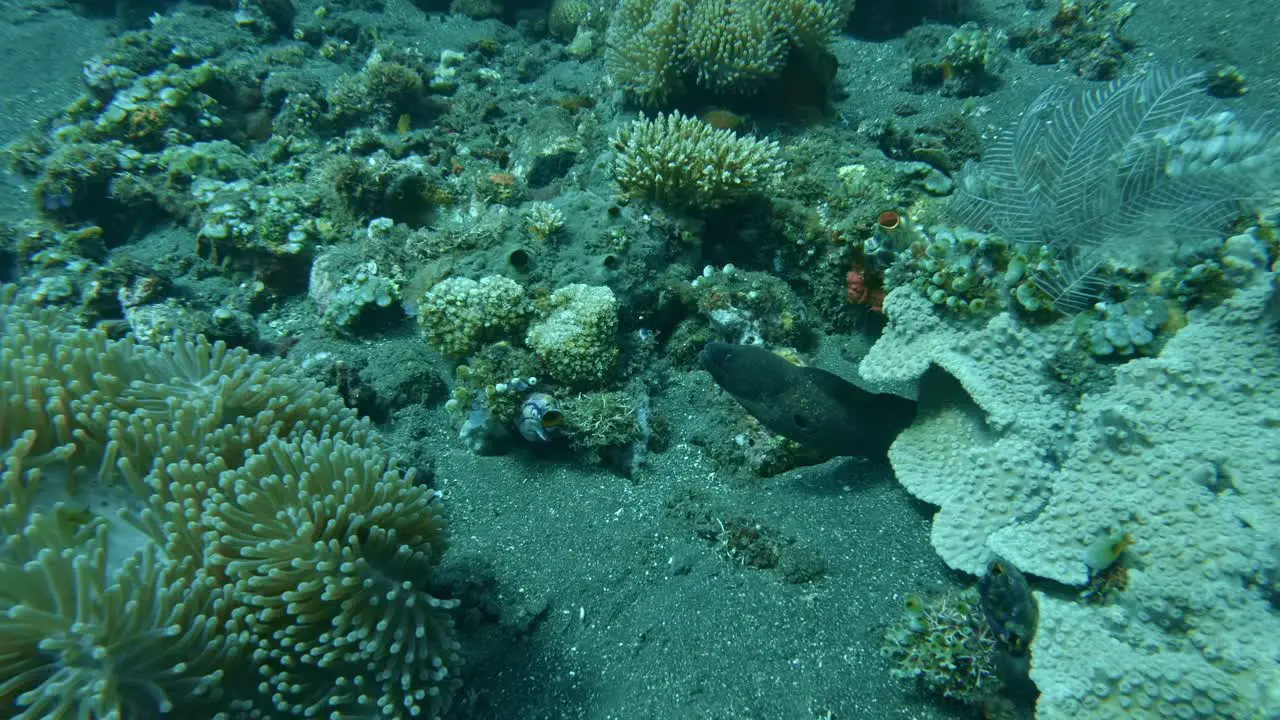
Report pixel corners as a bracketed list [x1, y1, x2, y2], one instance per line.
[699, 342, 916, 459]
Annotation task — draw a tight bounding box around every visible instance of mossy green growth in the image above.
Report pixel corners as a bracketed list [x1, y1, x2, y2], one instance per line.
[161, 140, 257, 185]
[328, 151, 443, 226]
[881, 587, 1001, 705]
[562, 391, 642, 449]
[327, 56, 432, 129]
[93, 61, 223, 151]
[883, 226, 1008, 315]
[32, 142, 121, 225]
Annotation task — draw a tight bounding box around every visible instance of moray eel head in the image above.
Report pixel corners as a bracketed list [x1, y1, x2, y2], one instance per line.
[698, 341, 791, 397]
[699, 341, 915, 459]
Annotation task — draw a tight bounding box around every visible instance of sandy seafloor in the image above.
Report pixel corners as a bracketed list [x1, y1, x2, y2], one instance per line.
[414, 397, 955, 719]
[1, 0, 1277, 716]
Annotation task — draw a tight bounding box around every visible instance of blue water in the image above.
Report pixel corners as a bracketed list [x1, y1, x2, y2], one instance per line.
[0, 0, 1276, 717]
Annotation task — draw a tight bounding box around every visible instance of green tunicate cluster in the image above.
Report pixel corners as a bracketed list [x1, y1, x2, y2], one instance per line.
[1020, 0, 1135, 80]
[323, 269, 399, 329]
[886, 226, 1007, 314]
[1152, 258, 1227, 310]
[912, 22, 1004, 96]
[1004, 244, 1094, 314]
[193, 178, 322, 264]
[526, 283, 620, 388]
[1153, 229, 1273, 308]
[605, 0, 846, 105]
[877, 225, 1096, 315]
[611, 113, 786, 209]
[93, 61, 223, 150]
[161, 140, 258, 183]
[944, 23, 997, 72]
[881, 587, 1001, 705]
[415, 275, 532, 359]
[1081, 293, 1170, 357]
[303, 223, 407, 336]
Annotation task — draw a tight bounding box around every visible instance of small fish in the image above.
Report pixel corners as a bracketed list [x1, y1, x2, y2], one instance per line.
[978, 557, 1038, 656]
[517, 392, 563, 443]
[698, 342, 915, 459]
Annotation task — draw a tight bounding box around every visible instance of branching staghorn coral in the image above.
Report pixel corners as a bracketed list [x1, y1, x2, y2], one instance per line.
[611, 112, 786, 208]
[0, 285, 460, 718]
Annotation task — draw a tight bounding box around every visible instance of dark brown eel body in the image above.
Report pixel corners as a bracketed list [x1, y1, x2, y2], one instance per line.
[699, 342, 916, 459]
